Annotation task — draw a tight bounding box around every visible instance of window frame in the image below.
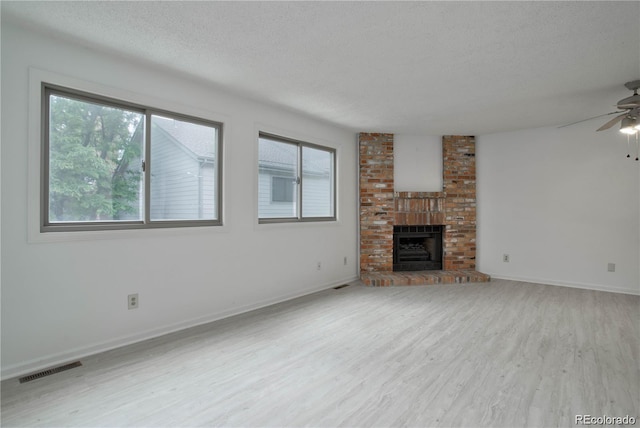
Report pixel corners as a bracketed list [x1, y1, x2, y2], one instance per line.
[41, 83, 223, 232]
[258, 132, 336, 224]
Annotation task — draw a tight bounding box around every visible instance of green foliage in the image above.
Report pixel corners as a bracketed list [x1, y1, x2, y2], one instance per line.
[48, 95, 143, 221]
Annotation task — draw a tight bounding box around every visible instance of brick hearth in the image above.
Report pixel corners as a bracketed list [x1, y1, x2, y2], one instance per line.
[359, 133, 489, 286]
[361, 270, 490, 287]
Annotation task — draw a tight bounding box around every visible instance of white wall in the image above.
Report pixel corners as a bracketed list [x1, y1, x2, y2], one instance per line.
[1, 21, 359, 379]
[393, 134, 442, 192]
[476, 125, 640, 295]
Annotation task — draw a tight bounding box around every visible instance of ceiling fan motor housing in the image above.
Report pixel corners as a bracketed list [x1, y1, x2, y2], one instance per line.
[618, 80, 640, 109]
[623, 80, 640, 91]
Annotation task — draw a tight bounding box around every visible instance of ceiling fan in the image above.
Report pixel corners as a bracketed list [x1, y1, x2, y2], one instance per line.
[595, 79, 640, 134]
[561, 80, 640, 134]
[561, 79, 640, 161]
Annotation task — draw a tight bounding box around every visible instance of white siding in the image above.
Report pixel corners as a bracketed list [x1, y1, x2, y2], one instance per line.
[302, 175, 333, 218]
[258, 172, 333, 219]
[150, 130, 216, 220]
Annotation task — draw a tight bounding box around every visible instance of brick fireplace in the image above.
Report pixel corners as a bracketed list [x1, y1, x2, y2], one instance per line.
[359, 133, 490, 286]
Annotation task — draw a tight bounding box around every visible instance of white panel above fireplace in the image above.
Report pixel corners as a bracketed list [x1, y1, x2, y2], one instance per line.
[394, 134, 442, 192]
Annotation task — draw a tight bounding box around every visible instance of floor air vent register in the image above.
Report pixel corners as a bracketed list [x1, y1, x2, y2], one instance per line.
[19, 361, 83, 383]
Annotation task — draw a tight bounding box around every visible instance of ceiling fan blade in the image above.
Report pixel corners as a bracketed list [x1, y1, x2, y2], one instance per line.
[596, 112, 628, 131]
[558, 111, 623, 128]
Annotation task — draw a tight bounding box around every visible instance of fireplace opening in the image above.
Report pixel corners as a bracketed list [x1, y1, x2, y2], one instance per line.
[393, 225, 443, 271]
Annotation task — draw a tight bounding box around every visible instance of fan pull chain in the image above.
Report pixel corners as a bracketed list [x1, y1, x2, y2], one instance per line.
[627, 134, 632, 158]
[636, 133, 639, 161]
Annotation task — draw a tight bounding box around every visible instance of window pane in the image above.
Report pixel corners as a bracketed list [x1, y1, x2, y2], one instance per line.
[302, 146, 334, 217]
[258, 138, 297, 218]
[48, 94, 144, 222]
[150, 115, 218, 221]
[272, 177, 294, 202]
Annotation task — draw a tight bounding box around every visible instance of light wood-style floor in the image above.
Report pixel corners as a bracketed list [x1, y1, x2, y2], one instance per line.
[2, 279, 639, 427]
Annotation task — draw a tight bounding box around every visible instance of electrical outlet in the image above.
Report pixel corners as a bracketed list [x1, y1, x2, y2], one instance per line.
[608, 263, 616, 272]
[317, 261, 322, 271]
[128, 293, 139, 310]
[344, 256, 348, 266]
[503, 254, 510, 263]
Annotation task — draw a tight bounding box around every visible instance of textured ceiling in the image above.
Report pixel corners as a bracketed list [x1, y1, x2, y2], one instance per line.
[3, 1, 640, 135]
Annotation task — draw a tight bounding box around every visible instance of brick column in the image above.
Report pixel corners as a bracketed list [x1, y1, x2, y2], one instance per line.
[359, 133, 394, 273]
[443, 136, 477, 270]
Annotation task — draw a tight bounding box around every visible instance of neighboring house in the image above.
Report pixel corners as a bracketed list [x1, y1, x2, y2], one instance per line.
[148, 120, 333, 220]
[258, 140, 297, 218]
[258, 139, 333, 219]
[150, 117, 217, 220]
[118, 116, 217, 221]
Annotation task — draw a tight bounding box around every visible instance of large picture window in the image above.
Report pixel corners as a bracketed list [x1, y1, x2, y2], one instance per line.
[258, 133, 335, 222]
[42, 84, 222, 231]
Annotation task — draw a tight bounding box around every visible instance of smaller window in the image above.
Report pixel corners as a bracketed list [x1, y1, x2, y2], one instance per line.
[258, 133, 336, 223]
[272, 177, 295, 203]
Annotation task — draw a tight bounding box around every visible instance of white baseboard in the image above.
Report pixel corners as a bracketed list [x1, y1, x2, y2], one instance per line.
[488, 273, 640, 296]
[1, 275, 360, 381]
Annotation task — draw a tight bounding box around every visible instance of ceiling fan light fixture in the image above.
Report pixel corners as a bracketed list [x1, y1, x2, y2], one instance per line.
[619, 116, 639, 134]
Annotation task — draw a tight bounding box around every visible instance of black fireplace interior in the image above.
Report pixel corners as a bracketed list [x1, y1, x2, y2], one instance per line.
[393, 225, 443, 271]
